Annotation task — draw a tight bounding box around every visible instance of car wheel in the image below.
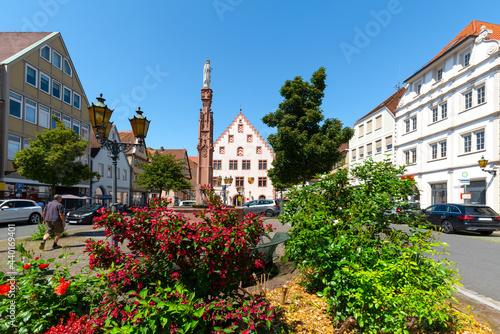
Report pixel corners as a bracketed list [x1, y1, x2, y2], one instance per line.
[480, 231, 493, 236]
[29, 212, 42, 224]
[265, 210, 274, 217]
[441, 220, 454, 234]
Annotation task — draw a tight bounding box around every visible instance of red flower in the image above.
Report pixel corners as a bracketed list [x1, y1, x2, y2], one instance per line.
[34, 257, 39, 260]
[0, 283, 10, 295]
[55, 278, 71, 295]
[23, 264, 31, 270]
[39, 263, 50, 269]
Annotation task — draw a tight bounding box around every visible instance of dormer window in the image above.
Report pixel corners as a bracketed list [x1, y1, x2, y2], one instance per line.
[416, 83, 422, 95]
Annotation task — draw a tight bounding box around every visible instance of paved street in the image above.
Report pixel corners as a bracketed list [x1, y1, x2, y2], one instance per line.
[434, 230, 500, 303]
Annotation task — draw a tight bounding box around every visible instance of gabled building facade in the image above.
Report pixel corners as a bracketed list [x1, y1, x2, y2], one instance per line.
[395, 21, 500, 211]
[91, 126, 131, 206]
[349, 87, 406, 166]
[0, 32, 91, 200]
[118, 130, 148, 206]
[213, 112, 275, 205]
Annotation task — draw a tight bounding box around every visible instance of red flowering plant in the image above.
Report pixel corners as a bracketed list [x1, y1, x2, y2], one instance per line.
[85, 186, 283, 332]
[42, 312, 93, 334]
[0, 244, 100, 334]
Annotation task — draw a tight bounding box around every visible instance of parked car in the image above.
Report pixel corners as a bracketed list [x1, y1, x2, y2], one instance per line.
[384, 202, 422, 224]
[0, 199, 43, 224]
[66, 204, 104, 225]
[421, 203, 500, 235]
[179, 200, 196, 207]
[242, 199, 280, 217]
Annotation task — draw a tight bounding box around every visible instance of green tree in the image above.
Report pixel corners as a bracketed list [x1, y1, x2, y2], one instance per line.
[137, 152, 192, 197]
[262, 67, 354, 186]
[14, 116, 97, 196]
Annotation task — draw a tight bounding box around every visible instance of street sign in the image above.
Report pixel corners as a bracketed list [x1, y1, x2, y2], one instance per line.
[16, 183, 23, 190]
[460, 193, 472, 200]
[460, 179, 470, 185]
[462, 172, 468, 178]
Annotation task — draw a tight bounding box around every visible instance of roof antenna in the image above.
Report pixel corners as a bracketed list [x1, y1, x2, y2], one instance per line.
[394, 62, 402, 90]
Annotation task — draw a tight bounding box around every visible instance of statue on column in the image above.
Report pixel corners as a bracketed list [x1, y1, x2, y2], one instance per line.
[203, 60, 211, 88]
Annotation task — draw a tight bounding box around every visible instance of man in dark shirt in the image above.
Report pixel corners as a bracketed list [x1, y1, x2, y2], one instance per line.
[40, 194, 66, 250]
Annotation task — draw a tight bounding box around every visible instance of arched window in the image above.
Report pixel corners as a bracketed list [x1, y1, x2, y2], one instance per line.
[237, 147, 244, 156]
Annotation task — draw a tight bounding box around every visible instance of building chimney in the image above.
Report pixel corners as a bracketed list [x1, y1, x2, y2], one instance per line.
[160, 146, 164, 151]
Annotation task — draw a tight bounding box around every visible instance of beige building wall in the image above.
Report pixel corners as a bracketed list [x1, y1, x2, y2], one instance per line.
[1, 32, 91, 200]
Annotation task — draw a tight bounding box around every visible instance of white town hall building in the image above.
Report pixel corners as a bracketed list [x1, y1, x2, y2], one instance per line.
[213, 112, 276, 205]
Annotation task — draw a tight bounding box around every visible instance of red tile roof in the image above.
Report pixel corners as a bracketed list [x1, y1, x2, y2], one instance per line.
[338, 143, 349, 152]
[355, 86, 406, 123]
[188, 156, 198, 165]
[0, 32, 52, 63]
[118, 131, 136, 153]
[406, 20, 500, 82]
[148, 148, 187, 160]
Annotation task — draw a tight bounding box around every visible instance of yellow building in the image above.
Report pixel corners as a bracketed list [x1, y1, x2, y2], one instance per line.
[0, 32, 91, 201]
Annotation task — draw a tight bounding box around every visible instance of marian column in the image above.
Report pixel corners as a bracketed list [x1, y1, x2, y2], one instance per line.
[196, 60, 214, 204]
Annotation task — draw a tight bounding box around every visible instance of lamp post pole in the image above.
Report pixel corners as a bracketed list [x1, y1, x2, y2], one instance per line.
[88, 94, 151, 214]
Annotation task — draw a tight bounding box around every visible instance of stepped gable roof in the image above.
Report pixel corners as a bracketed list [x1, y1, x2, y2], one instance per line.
[214, 111, 275, 156]
[0, 32, 53, 63]
[406, 20, 500, 82]
[355, 86, 406, 124]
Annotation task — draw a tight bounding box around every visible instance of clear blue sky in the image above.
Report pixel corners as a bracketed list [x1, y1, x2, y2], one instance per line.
[3, 1, 500, 156]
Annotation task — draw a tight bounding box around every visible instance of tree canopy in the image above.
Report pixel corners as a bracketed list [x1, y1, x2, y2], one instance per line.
[262, 67, 354, 186]
[137, 152, 192, 197]
[14, 116, 97, 195]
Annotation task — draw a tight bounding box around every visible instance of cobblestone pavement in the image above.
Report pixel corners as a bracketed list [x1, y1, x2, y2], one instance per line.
[0, 225, 105, 277]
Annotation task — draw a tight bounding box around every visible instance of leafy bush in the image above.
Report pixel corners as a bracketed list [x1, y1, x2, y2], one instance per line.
[85, 187, 284, 333]
[0, 245, 100, 334]
[283, 158, 460, 333]
[31, 222, 67, 241]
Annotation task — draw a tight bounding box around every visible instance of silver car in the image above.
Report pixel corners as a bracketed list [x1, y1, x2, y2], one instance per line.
[0, 199, 43, 224]
[243, 199, 280, 217]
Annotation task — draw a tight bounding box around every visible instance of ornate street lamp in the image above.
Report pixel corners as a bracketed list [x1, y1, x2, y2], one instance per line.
[88, 94, 151, 213]
[478, 155, 497, 176]
[217, 175, 233, 205]
[236, 186, 245, 206]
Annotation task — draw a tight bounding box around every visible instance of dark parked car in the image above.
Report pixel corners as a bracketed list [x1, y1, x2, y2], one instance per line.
[243, 199, 280, 217]
[384, 202, 423, 224]
[66, 204, 104, 225]
[421, 203, 500, 235]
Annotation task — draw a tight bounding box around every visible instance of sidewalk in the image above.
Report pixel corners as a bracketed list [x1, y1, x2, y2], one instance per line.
[0, 225, 105, 277]
[1, 224, 500, 333]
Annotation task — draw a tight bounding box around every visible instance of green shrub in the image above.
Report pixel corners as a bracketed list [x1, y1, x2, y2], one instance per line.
[31, 222, 67, 241]
[283, 158, 460, 333]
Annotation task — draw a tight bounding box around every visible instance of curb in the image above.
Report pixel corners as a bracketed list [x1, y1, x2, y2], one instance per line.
[455, 285, 500, 312]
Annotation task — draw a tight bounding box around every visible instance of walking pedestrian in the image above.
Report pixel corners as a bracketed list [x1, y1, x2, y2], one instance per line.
[40, 194, 66, 250]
